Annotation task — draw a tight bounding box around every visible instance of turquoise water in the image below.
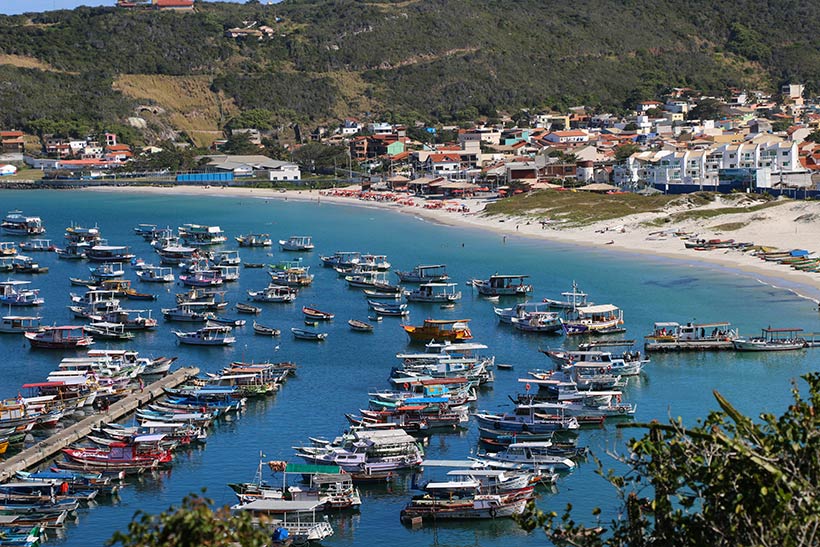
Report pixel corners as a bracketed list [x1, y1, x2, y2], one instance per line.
[1, 189, 818, 546]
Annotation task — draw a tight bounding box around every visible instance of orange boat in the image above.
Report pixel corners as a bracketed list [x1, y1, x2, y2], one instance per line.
[402, 319, 472, 343]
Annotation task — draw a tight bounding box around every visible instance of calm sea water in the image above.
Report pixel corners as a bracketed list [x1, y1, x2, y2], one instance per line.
[1, 189, 818, 546]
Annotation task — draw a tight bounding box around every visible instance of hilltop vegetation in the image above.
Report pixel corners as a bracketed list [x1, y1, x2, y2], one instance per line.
[1, 1, 819, 142]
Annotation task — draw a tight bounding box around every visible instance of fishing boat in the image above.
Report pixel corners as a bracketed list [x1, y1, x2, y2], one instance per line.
[494, 301, 552, 324]
[1, 211, 45, 236]
[405, 282, 462, 303]
[348, 319, 374, 332]
[178, 224, 227, 246]
[363, 289, 402, 299]
[135, 266, 175, 283]
[302, 307, 334, 321]
[55, 242, 88, 260]
[61, 442, 173, 473]
[294, 429, 422, 473]
[0, 242, 17, 256]
[542, 346, 647, 376]
[0, 281, 44, 307]
[473, 275, 532, 297]
[156, 246, 198, 266]
[174, 325, 236, 346]
[69, 277, 95, 287]
[542, 280, 592, 309]
[213, 250, 241, 267]
[244, 263, 265, 269]
[19, 239, 55, 252]
[11, 256, 48, 274]
[207, 316, 246, 327]
[291, 328, 327, 341]
[395, 264, 449, 283]
[644, 321, 739, 351]
[133, 223, 158, 237]
[84, 322, 135, 341]
[269, 266, 314, 287]
[510, 311, 563, 333]
[86, 245, 134, 262]
[25, 326, 94, 349]
[400, 488, 532, 523]
[162, 302, 214, 322]
[732, 328, 807, 351]
[97, 309, 158, 331]
[236, 302, 262, 314]
[403, 319, 472, 343]
[247, 285, 297, 303]
[562, 304, 624, 335]
[252, 322, 280, 336]
[479, 441, 576, 471]
[0, 315, 42, 334]
[235, 233, 272, 247]
[279, 235, 314, 252]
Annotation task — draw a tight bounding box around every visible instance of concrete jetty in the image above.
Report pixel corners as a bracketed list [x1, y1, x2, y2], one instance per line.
[0, 366, 200, 482]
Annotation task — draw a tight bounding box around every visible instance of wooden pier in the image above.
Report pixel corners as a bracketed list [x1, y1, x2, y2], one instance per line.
[0, 366, 199, 482]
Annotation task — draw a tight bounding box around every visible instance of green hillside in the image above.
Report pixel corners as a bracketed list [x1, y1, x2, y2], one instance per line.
[0, 0, 818, 143]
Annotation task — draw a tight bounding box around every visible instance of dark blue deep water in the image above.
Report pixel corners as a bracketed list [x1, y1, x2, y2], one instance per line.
[1, 189, 819, 546]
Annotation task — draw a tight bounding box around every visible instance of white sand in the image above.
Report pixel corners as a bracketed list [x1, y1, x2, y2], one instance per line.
[84, 185, 820, 300]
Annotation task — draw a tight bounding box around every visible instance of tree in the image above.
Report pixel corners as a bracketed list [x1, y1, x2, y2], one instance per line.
[687, 99, 724, 121]
[107, 492, 272, 547]
[614, 143, 641, 162]
[518, 373, 820, 547]
[806, 130, 820, 144]
[222, 131, 261, 155]
[290, 142, 350, 175]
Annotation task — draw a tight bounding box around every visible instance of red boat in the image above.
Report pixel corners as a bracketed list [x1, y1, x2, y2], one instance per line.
[302, 306, 334, 320]
[25, 326, 94, 349]
[62, 441, 172, 473]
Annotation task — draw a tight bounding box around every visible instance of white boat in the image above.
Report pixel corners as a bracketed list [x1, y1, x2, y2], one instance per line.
[86, 245, 135, 262]
[85, 321, 135, 341]
[136, 266, 175, 283]
[90, 262, 125, 280]
[279, 235, 314, 252]
[248, 285, 297, 303]
[542, 348, 647, 376]
[473, 275, 532, 296]
[732, 328, 806, 351]
[320, 251, 360, 267]
[291, 327, 327, 341]
[179, 270, 223, 287]
[174, 325, 235, 346]
[358, 254, 391, 271]
[542, 281, 591, 309]
[480, 441, 575, 471]
[0, 315, 42, 334]
[1, 211, 45, 236]
[395, 264, 448, 283]
[157, 246, 198, 265]
[19, 238, 54, 252]
[0, 281, 44, 307]
[213, 250, 241, 266]
[405, 282, 462, 303]
[522, 392, 636, 419]
[494, 301, 552, 324]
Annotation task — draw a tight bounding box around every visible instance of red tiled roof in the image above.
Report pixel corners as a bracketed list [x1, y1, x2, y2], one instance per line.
[428, 153, 461, 163]
[155, 0, 193, 6]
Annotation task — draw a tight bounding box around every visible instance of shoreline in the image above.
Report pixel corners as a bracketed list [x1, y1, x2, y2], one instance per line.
[81, 185, 820, 301]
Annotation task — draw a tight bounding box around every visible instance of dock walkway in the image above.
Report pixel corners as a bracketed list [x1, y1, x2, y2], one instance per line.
[0, 366, 199, 482]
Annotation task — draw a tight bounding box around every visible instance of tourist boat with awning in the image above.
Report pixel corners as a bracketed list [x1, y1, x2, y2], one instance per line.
[179, 270, 223, 287]
[0, 315, 42, 334]
[541, 348, 647, 376]
[135, 266, 175, 283]
[358, 254, 391, 271]
[562, 304, 624, 335]
[269, 266, 314, 287]
[157, 246, 198, 266]
[479, 441, 576, 471]
[235, 233, 272, 247]
[473, 410, 579, 433]
[84, 322, 135, 341]
[179, 224, 227, 246]
[19, 239, 55, 252]
[1, 211, 45, 236]
[0, 281, 43, 307]
[644, 321, 739, 351]
[294, 428, 423, 473]
[11, 256, 48, 274]
[279, 235, 314, 252]
[403, 319, 472, 343]
[405, 282, 462, 303]
[55, 242, 88, 260]
[0, 242, 16, 256]
[25, 326, 94, 349]
[732, 328, 807, 351]
[494, 301, 551, 324]
[395, 264, 449, 283]
[213, 250, 241, 266]
[89, 262, 125, 280]
[520, 392, 636, 419]
[162, 302, 214, 322]
[232, 499, 334, 542]
[511, 311, 563, 333]
[473, 275, 532, 297]
[174, 325, 236, 346]
[96, 309, 157, 331]
[61, 442, 173, 473]
[86, 245, 134, 262]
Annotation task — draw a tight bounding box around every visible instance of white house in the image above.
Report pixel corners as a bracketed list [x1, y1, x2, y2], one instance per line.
[200, 154, 301, 181]
[544, 130, 589, 144]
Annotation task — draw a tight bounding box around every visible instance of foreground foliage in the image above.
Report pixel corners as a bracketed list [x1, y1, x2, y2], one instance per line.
[107, 492, 270, 547]
[519, 373, 820, 546]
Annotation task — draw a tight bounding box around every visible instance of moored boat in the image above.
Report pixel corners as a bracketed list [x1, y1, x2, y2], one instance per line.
[473, 275, 532, 297]
[644, 321, 739, 351]
[403, 319, 472, 343]
[291, 328, 327, 341]
[25, 326, 94, 349]
[279, 235, 314, 252]
[348, 319, 374, 332]
[395, 264, 449, 284]
[252, 322, 280, 336]
[0, 315, 42, 334]
[174, 325, 236, 346]
[732, 328, 806, 351]
[302, 307, 334, 321]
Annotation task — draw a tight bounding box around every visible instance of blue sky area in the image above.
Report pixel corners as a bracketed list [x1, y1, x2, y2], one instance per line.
[1, 1, 253, 15]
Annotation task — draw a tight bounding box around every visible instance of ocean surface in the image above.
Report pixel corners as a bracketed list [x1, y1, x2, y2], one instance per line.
[1, 189, 818, 546]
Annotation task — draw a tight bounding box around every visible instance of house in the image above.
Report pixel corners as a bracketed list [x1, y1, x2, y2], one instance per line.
[199, 154, 300, 181]
[544, 130, 589, 144]
[367, 122, 393, 135]
[154, 0, 194, 10]
[424, 153, 462, 175]
[0, 131, 24, 153]
[340, 118, 362, 136]
[637, 101, 663, 113]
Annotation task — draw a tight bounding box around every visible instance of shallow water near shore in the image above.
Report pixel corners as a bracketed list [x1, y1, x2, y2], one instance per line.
[1, 189, 818, 546]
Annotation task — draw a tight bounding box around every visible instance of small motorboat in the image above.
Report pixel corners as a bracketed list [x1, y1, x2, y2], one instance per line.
[84, 321, 135, 341]
[304, 320, 319, 327]
[126, 291, 158, 301]
[236, 302, 262, 314]
[253, 322, 280, 336]
[348, 319, 374, 332]
[302, 306, 334, 321]
[207, 317, 246, 327]
[291, 327, 327, 341]
[70, 278, 96, 287]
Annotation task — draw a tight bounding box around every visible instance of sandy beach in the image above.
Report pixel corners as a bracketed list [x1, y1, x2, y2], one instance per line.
[84, 185, 820, 300]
